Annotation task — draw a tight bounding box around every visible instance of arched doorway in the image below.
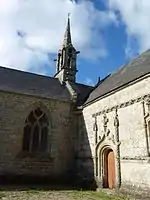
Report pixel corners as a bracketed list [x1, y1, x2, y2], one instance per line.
[103, 149, 116, 189]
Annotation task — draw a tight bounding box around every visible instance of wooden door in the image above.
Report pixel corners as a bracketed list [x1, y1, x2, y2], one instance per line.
[107, 150, 116, 189]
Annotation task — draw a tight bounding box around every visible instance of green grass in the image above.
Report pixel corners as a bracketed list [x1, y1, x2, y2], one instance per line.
[0, 189, 129, 200]
[68, 190, 128, 200]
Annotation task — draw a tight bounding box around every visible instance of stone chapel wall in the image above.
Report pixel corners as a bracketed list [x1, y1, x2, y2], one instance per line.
[81, 75, 150, 189]
[0, 91, 74, 182]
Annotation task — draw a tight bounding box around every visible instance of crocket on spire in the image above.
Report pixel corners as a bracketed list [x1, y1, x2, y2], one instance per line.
[62, 13, 72, 48]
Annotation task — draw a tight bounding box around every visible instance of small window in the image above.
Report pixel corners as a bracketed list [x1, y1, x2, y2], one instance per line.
[22, 107, 49, 153]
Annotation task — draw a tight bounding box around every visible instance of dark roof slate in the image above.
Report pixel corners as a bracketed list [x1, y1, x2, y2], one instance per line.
[0, 66, 71, 101]
[69, 82, 93, 106]
[85, 49, 150, 104]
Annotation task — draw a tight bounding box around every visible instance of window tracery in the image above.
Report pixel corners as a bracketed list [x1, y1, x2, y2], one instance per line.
[22, 107, 49, 153]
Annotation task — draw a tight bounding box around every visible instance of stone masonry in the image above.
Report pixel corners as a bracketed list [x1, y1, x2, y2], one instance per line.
[1, 15, 150, 194]
[0, 90, 74, 182]
[80, 74, 150, 190]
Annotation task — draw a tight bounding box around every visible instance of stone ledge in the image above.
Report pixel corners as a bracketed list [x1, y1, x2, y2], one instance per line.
[121, 156, 150, 163]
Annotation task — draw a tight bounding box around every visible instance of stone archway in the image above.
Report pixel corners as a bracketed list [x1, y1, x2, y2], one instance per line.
[95, 141, 121, 189]
[94, 109, 121, 189]
[103, 148, 116, 189]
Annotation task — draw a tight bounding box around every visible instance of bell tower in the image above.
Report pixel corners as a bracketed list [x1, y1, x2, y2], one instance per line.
[54, 15, 79, 83]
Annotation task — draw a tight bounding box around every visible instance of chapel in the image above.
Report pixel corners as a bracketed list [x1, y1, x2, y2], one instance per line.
[0, 16, 150, 192]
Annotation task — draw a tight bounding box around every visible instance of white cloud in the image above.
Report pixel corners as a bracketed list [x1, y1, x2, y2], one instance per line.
[108, 0, 150, 57]
[0, 0, 117, 74]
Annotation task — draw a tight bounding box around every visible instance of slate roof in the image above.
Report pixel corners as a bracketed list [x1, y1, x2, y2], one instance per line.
[69, 82, 93, 106]
[85, 49, 150, 105]
[0, 66, 92, 105]
[0, 66, 71, 102]
[2, 48, 150, 106]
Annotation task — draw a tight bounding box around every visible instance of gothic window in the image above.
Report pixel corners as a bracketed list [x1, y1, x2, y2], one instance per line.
[22, 107, 49, 153]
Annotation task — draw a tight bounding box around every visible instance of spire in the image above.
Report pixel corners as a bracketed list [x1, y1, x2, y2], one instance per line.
[54, 14, 79, 83]
[62, 13, 72, 47]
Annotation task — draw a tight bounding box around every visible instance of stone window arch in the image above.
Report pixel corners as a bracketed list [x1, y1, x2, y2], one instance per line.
[95, 140, 121, 189]
[22, 107, 49, 153]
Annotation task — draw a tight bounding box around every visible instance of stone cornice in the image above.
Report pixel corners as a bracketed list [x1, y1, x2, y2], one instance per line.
[121, 156, 150, 163]
[121, 156, 150, 161]
[92, 93, 150, 118]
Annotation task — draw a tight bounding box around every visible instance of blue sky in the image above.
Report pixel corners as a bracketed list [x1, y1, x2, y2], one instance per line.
[76, 0, 148, 85]
[77, 6, 127, 85]
[0, 0, 150, 86]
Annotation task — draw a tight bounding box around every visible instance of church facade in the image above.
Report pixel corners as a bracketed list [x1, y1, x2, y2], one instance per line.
[0, 17, 150, 192]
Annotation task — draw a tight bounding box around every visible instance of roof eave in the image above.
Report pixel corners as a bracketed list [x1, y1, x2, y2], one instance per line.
[83, 72, 150, 108]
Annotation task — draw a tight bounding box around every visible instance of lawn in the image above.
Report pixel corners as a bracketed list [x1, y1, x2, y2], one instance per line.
[0, 189, 129, 200]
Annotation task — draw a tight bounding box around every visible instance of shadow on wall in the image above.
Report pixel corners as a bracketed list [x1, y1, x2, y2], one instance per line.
[73, 113, 97, 190]
[0, 112, 96, 191]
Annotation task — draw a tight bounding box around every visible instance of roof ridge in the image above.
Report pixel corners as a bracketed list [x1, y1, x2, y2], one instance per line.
[0, 66, 57, 80]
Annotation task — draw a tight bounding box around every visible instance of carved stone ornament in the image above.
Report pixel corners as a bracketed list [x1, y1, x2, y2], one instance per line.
[92, 93, 150, 118]
[103, 113, 109, 133]
[107, 131, 115, 144]
[95, 109, 121, 189]
[93, 117, 98, 132]
[145, 97, 150, 106]
[93, 117, 98, 145]
[114, 108, 119, 128]
[142, 100, 150, 157]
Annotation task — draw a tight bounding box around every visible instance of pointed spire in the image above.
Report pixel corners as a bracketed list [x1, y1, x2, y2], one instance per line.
[54, 14, 78, 83]
[62, 13, 72, 47]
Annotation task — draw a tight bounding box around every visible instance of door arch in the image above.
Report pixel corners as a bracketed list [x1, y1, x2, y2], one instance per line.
[103, 148, 116, 189]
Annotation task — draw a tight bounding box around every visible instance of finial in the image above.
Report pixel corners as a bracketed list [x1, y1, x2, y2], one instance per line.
[95, 76, 101, 87]
[68, 13, 71, 19]
[97, 76, 101, 84]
